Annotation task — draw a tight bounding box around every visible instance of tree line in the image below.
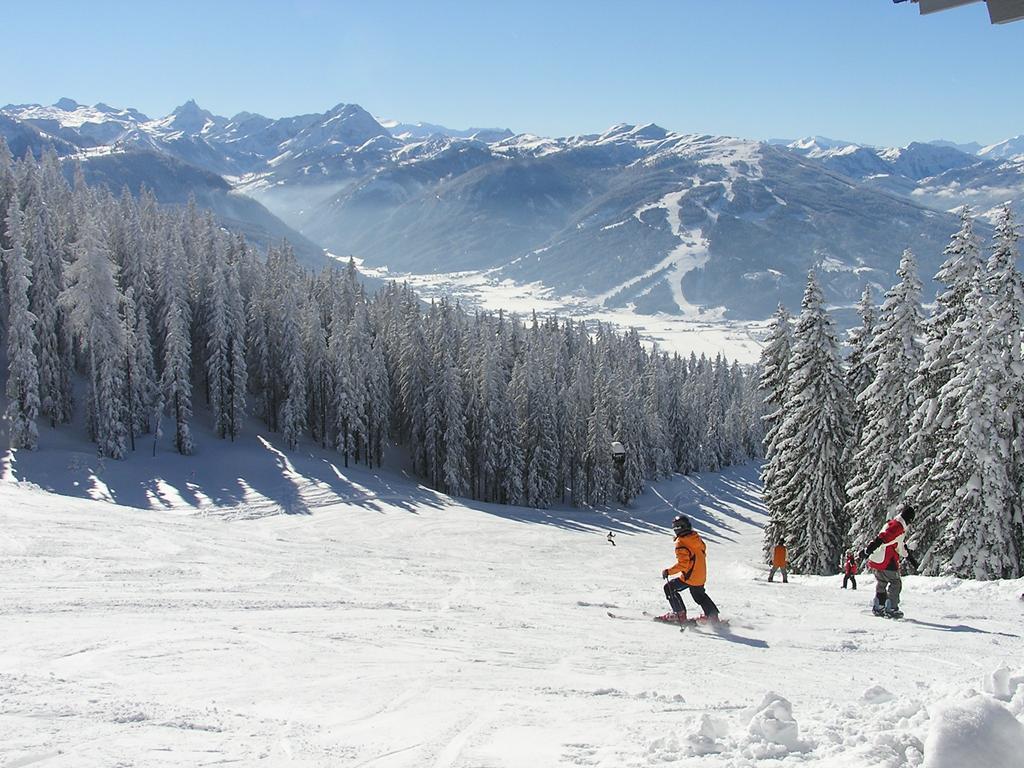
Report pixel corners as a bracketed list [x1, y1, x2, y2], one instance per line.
[761, 206, 1023, 580]
[0, 141, 765, 509]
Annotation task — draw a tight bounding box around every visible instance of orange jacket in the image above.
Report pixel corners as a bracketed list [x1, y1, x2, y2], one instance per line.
[772, 545, 787, 568]
[665, 531, 707, 586]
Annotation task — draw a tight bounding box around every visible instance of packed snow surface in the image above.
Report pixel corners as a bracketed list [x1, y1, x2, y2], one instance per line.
[2, 432, 1023, 767]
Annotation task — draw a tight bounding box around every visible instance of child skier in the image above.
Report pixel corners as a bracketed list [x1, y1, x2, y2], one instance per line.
[660, 515, 720, 623]
[859, 504, 919, 618]
[768, 539, 788, 583]
[841, 551, 857, 590]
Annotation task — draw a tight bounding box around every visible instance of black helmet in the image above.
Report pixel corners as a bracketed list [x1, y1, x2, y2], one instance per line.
[672, 515, 692, 536]
[901, 504, 916, 524]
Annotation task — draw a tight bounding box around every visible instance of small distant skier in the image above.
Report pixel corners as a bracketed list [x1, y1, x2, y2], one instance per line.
[660, 515, 720, 623]
[859, 504, 919, 618]
[841, 551, 858, 590]
[768, 539, 788, 583]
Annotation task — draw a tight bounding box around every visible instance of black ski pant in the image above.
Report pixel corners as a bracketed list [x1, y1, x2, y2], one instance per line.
[843, 573, 857, 589]
[664, 578, 719, 618]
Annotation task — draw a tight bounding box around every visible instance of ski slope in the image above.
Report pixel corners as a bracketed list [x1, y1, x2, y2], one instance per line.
[2, 432, 1024, 767]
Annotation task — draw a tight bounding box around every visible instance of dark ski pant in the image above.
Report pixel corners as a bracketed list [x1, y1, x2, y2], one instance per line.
[873, 569, 902, 610]
[843, 573, 857, 589]
[768, 567, 788, 583]
[664, 578, 719, 618]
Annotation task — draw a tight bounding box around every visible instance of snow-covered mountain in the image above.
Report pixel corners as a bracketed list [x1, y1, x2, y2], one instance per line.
[3, 97, 1021, 322]
[979, 134, 1024, 161]
[378, 117, 514, 143]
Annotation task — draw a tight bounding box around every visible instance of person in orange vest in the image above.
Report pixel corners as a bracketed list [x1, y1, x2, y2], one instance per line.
[768, 539, 788, 583]
[841, 551, 858, 590]
[659, 515, 720, 623]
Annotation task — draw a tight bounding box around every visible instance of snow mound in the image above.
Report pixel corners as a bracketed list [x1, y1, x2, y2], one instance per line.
[923, 694, 1024, 768]
[863, 684, 896, 704]
[983, 666, 1024, 703]
[685, 713, 730, 756]
[743, 691, 808, 756]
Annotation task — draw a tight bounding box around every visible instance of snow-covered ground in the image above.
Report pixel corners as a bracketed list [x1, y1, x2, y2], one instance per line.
[2, 429, 1024, 767]
[346, 257, 769, 365]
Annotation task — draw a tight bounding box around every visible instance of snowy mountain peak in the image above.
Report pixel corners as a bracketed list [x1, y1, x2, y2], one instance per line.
[787, 136, 862, 157]
[978, 134, 1024, 161]
[54, 97, 81, 111]
[163, 99, 223, 135]
[322, 103, 388, 136]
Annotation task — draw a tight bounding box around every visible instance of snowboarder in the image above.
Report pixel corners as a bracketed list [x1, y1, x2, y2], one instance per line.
[660, 515, 720, 623]
[859, 504, 919, 618]
[841, 551, 857, 590]
[768, 539, 788, 583]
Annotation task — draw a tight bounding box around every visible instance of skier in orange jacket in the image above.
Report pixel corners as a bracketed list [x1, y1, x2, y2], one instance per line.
[660, 515, 720, 622]
[769, 540, 788, 583]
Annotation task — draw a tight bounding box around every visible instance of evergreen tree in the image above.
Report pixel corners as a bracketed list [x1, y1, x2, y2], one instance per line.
[759, 304, 793, 558]
[3, 202, 40, 450]
[845, 286, 876, 455]
[903, 209, 984, 551]
[847, 250, 924, 547]
[158, 233, 193, 456]
[63, 214, 127, 459]
[926, 213, 1023, 579]
[774, 272, 850, 574]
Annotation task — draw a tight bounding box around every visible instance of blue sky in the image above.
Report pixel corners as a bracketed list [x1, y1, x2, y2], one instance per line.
[3, 0, 1022, 146]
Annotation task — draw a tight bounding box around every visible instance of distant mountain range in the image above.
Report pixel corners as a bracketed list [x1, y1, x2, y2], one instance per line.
[3, 98, 1021, 321]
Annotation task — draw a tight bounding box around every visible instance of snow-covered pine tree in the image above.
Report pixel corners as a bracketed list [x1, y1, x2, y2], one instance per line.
[206, 243, 232, 439]
[585, 337, 615, 506]
[759, 304, 793, 559]
[365, 333, 390, 468]
[926, 211, 1023, 579]
[845, 286, 876, 451]
[774, 271, 850, 574]
[303, 285, 330, 448]
[63, 214, 127, 459]
[121, 287, 151, 451]
[902, 208, 984, 552]
[847, 250, 924, 548]
[982, 206, 1024, 577]
[396, 291, 429, 476]
[24, 185, 72, 427]
[616, 373, 646, 505]
[0, 138, 14, 253]
[224, 243, 247, 442]
[3, 202, 40, 450]
[642, 348, 674, 480]
[278, 268, 308, 451]
[158, 232, 193, 456]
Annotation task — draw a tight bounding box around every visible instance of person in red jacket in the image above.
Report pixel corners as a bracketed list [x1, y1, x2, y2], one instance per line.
[859, 504, 919, 618]
[841, 551, 858, 590]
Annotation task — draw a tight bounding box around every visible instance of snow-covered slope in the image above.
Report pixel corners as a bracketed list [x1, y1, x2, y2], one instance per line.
[3, 429, 1023, 766]
[979, 135, 1024, 161]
